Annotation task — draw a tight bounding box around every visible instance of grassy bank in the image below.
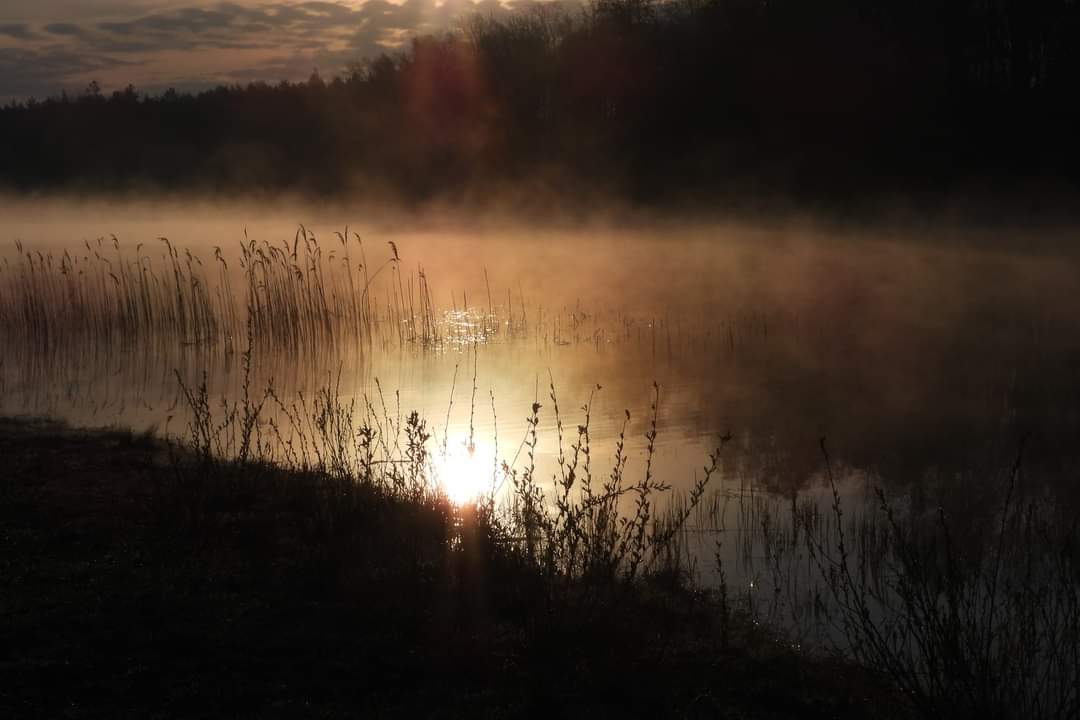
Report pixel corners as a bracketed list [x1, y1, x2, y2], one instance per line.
[0, 417, 896, 719]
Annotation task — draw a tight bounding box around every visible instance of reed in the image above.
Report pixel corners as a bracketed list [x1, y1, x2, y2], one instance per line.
[170, 342, 729, 592]
[0, 236, 222, 349]
[1, 231, 658, 357]
[723, 440, 1080, 720]
[0, 230, 443, 352]
[19, 249, 1073, 719]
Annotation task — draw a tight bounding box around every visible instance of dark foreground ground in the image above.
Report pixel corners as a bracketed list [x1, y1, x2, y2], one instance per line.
[0, 419, 900, 719]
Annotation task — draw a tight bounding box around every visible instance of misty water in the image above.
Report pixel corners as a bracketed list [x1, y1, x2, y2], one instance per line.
[4, 198, 1080, 621]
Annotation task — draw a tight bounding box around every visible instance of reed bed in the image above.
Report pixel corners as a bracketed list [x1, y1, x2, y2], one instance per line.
[56, 348, 1078, 720]
[708, 442, 1080, 720]
[6, 229, 1074, 718]
[1, 230, 793, 364]
[173, 351, 1079, 720]
[0, 236, 221, 349]
[171, 349, 732, 591]
[0, 230, 447, 352]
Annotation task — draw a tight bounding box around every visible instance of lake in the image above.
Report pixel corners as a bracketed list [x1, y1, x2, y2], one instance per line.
[4, 196, 1080, 609]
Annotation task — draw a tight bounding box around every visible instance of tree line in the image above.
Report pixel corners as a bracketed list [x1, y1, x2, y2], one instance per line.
[2, 0, 1078, 206]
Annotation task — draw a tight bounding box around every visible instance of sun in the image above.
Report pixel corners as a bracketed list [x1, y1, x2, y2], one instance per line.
[436, 438, 497, 505]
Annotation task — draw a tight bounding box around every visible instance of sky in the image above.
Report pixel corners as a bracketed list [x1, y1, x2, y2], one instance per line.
[0, 0, 538, 101]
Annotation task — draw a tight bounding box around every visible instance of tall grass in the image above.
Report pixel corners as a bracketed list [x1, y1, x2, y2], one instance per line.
[0, 230, 455, 352]
[725, 440, 1080, 720]
[497, 377, 730, 583]
[0, 236, 221, 348]
[8, 224, 1077, 718]
[2, 231, 681, 356]
[171, 344, 731, 594]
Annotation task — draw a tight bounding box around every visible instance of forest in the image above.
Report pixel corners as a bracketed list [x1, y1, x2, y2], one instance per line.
[2, 0, 1078, 205]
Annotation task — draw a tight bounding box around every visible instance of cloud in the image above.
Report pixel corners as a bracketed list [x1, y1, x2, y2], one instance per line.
[0, 24, 37, 41]
[93, 2, 360, 42]
[0, 0, 573, 101]
[0, 46, 135, 99]
[43, 23, 85, 36]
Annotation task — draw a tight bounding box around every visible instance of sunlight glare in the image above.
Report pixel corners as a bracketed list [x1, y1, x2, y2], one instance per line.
[436, 437, 496, 505]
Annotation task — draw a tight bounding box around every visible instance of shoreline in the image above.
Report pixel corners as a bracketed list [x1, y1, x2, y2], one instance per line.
[0, 417, 896, 718]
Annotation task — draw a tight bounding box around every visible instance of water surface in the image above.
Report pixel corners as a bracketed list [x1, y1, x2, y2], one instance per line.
[4, 198, 1080, 595]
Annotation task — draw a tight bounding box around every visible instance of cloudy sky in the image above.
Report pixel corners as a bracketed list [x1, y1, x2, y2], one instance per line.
[0, 0, 536, 101]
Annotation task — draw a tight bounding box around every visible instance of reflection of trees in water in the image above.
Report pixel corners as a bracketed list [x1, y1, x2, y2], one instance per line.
[716, 439, 1080, 720]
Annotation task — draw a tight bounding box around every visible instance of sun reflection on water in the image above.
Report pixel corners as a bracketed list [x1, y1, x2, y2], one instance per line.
[435, 436, 498, 505]
[440, 308, 499, 347]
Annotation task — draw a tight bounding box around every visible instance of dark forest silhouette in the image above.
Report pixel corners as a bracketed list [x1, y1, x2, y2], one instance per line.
[2, 0, 1079, 205]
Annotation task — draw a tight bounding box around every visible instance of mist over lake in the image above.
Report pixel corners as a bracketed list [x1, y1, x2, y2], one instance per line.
[5, 196, 1080, 511]
[4, 0, 1080, 716]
